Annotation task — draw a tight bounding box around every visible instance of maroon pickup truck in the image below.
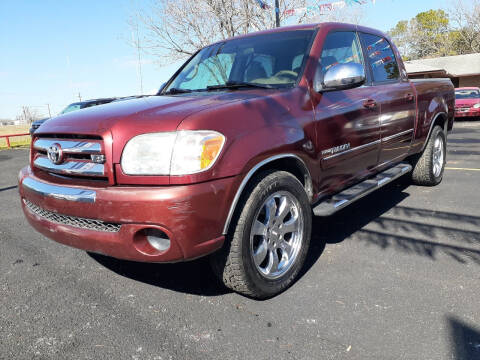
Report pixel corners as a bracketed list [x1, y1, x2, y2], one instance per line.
[19, 23, 454, 298]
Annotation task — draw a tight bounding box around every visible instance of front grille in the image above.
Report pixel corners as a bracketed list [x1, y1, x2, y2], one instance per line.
[24, 199, 121, 232]
[32, 136, 108, 182]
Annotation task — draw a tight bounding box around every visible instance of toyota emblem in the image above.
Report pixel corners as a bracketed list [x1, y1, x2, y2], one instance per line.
[47, 143, 64, 165]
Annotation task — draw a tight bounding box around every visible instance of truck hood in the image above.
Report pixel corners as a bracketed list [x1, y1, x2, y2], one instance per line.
[35, 91, 270, 165]
[455, 98, 480, 107]
[37, 93, 259, 137]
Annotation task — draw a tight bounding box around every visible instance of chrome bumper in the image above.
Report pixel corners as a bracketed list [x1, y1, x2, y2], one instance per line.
[21, 176, 96, 203]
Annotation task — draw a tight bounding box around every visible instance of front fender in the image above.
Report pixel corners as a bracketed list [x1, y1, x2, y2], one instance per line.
[174, 88, 317, 184]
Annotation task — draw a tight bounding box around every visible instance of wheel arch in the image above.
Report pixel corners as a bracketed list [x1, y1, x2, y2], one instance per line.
[222, 154, 313, 235]
[421, 111, 448, 151]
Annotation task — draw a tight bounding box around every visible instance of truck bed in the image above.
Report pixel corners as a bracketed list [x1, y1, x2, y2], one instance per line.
[409, 77, 455, 153]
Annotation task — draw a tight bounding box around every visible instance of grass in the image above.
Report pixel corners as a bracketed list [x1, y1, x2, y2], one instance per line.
[0, 124, 31, 150]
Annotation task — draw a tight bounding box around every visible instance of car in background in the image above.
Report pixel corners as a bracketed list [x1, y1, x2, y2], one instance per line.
[30, 119, 48, 135]
[29, 98, 117, 135]
[28, 117, 50, 135]
[454, 87, 480, 120]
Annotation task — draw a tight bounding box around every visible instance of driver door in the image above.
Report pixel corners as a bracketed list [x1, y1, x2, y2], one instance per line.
[313, 31, 382, 193]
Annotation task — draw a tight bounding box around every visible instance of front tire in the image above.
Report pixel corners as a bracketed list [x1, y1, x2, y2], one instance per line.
[210, 170, 312, 299]
[410, 125, 446, 186]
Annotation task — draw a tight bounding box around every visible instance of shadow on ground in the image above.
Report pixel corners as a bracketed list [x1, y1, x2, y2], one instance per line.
[88, 252, 230, 296]
[88, 178, 409, 296]
[90, 176, 480, 296]
[0, 185, 17, 192]
[448, 316, 480, 360]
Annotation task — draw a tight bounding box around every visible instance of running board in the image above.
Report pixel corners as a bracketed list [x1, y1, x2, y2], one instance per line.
[313, 162, 412, 216]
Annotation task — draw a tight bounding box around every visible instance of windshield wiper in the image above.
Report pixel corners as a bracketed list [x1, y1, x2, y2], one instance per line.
[206, 82, 274, 91]
[163, 88, 193, 95]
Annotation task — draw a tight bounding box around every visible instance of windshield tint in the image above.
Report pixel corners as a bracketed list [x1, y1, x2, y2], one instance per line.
[60, 104, 82, 114]
[455, 89, 480, 99]
[164, 30, 315, 93]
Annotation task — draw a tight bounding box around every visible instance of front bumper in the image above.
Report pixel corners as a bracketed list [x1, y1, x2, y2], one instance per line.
[455, 108, 480, 118]
[18, 166, 239, 262]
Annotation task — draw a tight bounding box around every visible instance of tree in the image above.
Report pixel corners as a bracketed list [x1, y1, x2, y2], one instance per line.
[389, 1, 480, 60]
[389, 20, 410, 59]
[415, 10, 457, 58]
[15, 106, 42, 124]
[132, 0, 302, 62]
[447, 0, 480, 54]
[132, 0, 365, 64]
[389, 9, 458, 60]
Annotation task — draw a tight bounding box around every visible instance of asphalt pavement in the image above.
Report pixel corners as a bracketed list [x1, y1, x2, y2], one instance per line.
[1, 121, 479, 360]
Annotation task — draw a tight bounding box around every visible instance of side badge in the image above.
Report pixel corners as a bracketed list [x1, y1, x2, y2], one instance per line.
[321, 143, 351, 157]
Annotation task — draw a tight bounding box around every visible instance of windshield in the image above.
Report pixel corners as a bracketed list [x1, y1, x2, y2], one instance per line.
[60, 103, 82, 114]
[455, 89, 480, 99]
[163, 30, 316, 93]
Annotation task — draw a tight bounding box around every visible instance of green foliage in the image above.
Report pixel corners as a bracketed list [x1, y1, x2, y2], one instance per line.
[388, 6, 479, 60]
[415, 9, 449, 33]
[390, 20, 408, 37]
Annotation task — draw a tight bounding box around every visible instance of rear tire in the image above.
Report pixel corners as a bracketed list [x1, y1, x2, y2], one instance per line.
[210, 170, 312, 299]
[410, 125, 446, 186]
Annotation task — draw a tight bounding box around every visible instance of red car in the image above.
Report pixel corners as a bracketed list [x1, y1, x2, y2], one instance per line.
[455, 87, 480, 119]
[19, 23, 454, 298]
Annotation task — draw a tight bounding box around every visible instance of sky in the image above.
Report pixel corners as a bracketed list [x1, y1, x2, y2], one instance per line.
[0, 0, 447, 119]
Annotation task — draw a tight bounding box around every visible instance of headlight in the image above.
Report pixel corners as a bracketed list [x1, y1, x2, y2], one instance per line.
[473, 103, 480, 109]
[121, 130, 225, 175]
[121, 132, 177, 175]
[170, 130, 225, 175]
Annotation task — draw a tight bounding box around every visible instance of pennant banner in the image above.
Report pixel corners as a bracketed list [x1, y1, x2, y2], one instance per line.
[282, 0, 377, 17]
[255, 0, 270, 10]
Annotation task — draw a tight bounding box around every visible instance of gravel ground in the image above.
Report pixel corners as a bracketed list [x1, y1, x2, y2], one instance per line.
[1, 121, 479, 360]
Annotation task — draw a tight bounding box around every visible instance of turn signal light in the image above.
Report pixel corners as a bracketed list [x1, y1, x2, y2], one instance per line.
[200, 136, 224, 169]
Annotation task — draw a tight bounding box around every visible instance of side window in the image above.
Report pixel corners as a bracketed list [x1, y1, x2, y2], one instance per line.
[361, 33, 399, 82]
[179, 53, 235, 89]
[320, 31, 363, 73]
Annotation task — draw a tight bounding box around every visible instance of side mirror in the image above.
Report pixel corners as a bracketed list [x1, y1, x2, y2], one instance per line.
[314, 63, 366, 92]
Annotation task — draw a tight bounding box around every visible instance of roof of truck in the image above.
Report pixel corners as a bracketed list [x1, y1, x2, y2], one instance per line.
[215, 22, 387, 44]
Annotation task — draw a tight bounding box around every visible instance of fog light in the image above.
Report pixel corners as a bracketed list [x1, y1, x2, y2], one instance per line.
[145, 229, 170, 252]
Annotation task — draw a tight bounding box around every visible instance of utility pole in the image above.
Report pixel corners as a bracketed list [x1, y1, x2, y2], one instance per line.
[275, 0, 280, 27]
[22, 106, 28, 124]
[46, 104, 52, 118]
[78, 92, 82, 101]
[133, 16, 144, 95]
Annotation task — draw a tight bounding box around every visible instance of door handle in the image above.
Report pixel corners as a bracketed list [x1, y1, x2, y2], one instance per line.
[405, 93, 415, 102]
[363, 99, 377, 110]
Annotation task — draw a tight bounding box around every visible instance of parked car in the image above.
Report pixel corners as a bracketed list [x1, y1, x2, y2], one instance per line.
[455, 87, 480, 120]
[19, 23, 454, 298]
[28, 117, 50, 135]
[29, 98, 117, 135]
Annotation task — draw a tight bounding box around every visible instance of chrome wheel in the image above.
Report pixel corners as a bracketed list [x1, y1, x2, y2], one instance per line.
[250, 191, 304, 280]
[432, 135, 444, 177]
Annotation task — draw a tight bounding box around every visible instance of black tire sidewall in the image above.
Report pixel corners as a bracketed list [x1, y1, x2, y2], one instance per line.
[239, 172, 312, 298]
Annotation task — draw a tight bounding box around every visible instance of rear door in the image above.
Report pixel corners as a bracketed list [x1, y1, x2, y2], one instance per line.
[314, 31, 382, 193]
[359, 33, 416, 165]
